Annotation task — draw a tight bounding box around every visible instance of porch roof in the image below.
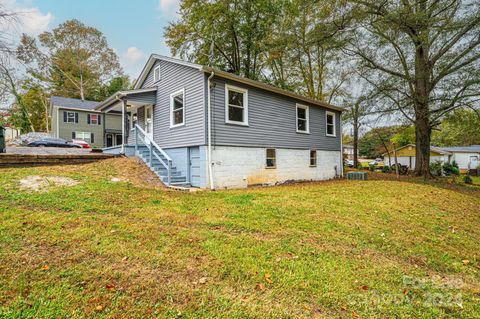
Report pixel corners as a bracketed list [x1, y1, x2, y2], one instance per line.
[95, 87, 157, 112]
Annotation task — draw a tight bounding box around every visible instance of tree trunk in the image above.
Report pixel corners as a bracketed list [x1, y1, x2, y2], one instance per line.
[353, 116, 359, 168]
[414, 115, 431, 178]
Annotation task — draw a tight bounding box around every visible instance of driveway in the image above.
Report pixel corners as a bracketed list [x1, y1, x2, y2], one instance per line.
[5, 146, 93, 155]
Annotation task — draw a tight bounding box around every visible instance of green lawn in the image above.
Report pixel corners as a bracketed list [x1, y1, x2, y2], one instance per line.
[1, 158, 479, 318]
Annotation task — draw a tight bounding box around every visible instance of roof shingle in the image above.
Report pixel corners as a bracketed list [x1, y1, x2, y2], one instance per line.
[50, 96, 100, 110]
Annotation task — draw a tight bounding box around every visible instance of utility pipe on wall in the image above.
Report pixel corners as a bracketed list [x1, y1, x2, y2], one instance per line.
[207, 71, 215, 190]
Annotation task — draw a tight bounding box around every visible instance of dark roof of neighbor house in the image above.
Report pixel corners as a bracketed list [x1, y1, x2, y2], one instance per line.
[439, 145, 480, 153]
[50, 96, 100, 110]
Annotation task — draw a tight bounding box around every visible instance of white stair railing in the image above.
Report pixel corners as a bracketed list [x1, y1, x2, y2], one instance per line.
[134, 124, 173, 185]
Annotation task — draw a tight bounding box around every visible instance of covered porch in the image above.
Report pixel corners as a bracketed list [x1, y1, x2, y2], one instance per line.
[95, 87, 157, 154]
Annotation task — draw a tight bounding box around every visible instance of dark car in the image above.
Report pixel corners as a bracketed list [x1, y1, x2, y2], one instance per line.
[27, 138, 82, 148]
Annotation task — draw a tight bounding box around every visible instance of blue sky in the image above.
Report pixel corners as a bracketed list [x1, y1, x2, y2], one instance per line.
[5, 0, 180, 78]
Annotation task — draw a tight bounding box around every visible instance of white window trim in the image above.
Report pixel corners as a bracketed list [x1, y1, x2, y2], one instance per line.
[296, 104, 310, 134]
[326, 111, 336, 137]
[266, 148, 276, 169]
[66, 111, 76, 123]
[225, 84, 248, 126]
[170, 88, 186, 128]
[89, 113, 99, 125]
[153, 65, 160, 83]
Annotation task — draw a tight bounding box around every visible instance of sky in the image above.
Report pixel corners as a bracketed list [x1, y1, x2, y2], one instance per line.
[3, 0, 180, 78]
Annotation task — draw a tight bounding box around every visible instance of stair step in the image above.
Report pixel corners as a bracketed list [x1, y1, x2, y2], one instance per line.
[160, 176, 187, 183]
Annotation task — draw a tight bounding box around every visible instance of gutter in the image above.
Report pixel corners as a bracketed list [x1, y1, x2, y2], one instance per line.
[207, 71, 215, 190]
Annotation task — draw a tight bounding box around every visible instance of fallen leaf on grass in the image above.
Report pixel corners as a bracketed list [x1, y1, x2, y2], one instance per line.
[265, 273, 273, 284]
[41, 265, 49, 270]
[199, 277, 207, 284]
[462, 260, 470, 265]
[360, 285, 369, 290]
[95, 305, 103, 311]
[256, 283, 266, 291]
[105, 283, 115, 291]
[122, 256, 128, 262]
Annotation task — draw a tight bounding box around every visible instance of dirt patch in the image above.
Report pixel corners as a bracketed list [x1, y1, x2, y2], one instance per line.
[19, 175, 79, 192]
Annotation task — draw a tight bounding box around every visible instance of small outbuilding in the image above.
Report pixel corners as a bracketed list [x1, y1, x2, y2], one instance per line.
[382, 144, 451, 170]
[438, 145, 480, 171]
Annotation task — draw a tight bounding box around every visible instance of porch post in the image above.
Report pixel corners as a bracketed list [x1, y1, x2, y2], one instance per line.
[121, 98, 127, 154]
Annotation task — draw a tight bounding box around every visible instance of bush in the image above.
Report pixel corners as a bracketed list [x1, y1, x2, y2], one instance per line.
[382, 165, 391, 173]
[463, 175, 473, 184]
[369, 164, 376, 172]
[443, 161, 459, 176]
[430, 161, 443, 177]
[357, 163, 364, 170]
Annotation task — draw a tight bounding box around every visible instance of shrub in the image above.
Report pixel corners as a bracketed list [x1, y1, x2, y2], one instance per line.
[369, 164, 376, 172]
[430, 161, 443, 177]
[463, 175, 473, 184]
[443, 162, 459, 176]
[357, 163, 364, 170]
[382, 165, 391, 173]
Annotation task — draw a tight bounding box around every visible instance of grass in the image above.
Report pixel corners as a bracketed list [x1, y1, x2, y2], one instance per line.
[1, 158, 479, 318]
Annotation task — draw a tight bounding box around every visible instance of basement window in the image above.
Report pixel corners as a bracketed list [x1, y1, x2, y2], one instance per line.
[310, 150, 317, 167]
[266, 148, 276, 168]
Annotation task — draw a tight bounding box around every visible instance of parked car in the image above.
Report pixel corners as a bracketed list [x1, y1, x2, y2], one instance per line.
[369, 158, 384, 166]
[72, 139, 91, 149]
[344, 159, 354, 167]
[27, 138, 82, 148]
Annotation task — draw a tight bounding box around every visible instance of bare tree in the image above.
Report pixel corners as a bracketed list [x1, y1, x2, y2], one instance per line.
[349, 0, 480, 177]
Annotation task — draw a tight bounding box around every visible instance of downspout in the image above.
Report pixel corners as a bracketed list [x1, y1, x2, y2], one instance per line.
[207, 71, 215, 190]
[121, 98, 126, 154]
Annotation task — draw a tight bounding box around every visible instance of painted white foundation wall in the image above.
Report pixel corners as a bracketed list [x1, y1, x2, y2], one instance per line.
[210, 146, 341, 189]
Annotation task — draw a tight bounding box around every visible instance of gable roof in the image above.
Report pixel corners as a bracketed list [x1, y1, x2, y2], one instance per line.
[50, 96, 100, 110]
[383, 144, 452, 156]
[439, 145, 480, 153]
[133, 54, 344, 112]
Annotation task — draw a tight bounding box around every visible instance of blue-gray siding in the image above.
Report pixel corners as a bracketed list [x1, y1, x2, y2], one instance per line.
[209, 77, 341, 151]
[140, 60, 205, 148]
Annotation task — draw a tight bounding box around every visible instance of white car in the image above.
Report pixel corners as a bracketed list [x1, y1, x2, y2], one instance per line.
[345, 159, 354, 167]
[369, 158, 383, 166]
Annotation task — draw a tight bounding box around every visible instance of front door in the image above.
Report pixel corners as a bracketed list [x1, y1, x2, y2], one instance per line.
[106, 134, 113, 147]
[189, 147, 200, 187]
[145, 105, 153, 144]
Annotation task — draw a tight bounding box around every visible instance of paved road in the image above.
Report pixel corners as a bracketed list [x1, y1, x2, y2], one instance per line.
[5, 146, 93, 155]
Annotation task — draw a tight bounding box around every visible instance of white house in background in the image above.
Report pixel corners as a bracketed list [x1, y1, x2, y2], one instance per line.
[438, 145, 480, 171]
[382, 144, 451, 169]
[343, 144, 358, 159]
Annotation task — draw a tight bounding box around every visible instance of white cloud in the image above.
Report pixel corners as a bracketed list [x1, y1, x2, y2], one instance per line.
[120, 47, 147, 78]
[157, 0, 180, 15]
[2, 0, 53, 37]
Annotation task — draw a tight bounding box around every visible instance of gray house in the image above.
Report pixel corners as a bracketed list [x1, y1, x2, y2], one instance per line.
[97, 55, 343, 189]
[50, 96, 123, 148]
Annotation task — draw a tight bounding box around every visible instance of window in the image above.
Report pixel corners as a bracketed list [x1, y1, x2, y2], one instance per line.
[87, 113, 101, 125]
[170, 89, 185, 127]
[225, 85, 248, 125]
[266, 148, 276, 168]
[326, 111, 336, 137]
[72, 131, 94, 144]
[296, 104, 309, 133]
[310, 150, 317, 166]
[131, 111, 138, 129]
[153, 65, 160, 82]
[64, 111, 78, 123]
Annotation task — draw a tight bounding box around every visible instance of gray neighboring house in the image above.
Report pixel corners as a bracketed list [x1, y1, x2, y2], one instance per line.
[97, 54, 344, 189]
[50, 96, 123, 148]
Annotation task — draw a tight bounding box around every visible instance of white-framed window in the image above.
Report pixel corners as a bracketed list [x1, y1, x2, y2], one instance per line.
[87, 113, 101, 125]
[64, 111, 77, 123]
[170, 88, 185, 128]
[131, 110, 138, 129]
[296, 104, 309, 133]
[153, 65, 160, 82]
[326, 111, 336, 137]
[73, 131, 94, 144]
[310, 150, 317, 167]
[225, 84, 248, 125]
[266, 148, 276, 168]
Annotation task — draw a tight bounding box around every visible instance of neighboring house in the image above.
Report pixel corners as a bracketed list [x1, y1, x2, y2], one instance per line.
[383, 144, 451, 169]
[343, 144, 358, 160]
[96, 54, 343, 189]
[50, 96, 123, 148]
[438, 145, 480, 171]
[4, 125, 20, 142]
